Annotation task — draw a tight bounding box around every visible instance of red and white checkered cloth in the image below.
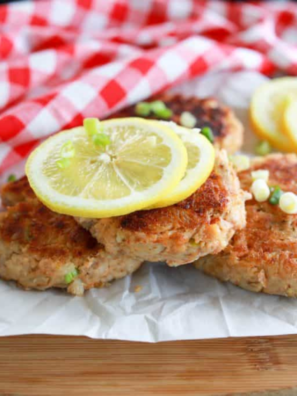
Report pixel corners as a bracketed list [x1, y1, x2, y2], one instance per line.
[0, 0, 297, 173]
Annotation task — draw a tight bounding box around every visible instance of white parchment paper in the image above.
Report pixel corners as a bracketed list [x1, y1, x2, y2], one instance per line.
[2, 70, 297, 342]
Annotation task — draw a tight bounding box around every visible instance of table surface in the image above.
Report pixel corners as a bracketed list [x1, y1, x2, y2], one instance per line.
[0, 335, 297, 396]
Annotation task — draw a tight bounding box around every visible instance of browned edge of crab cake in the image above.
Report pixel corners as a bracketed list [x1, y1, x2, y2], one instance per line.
[107, 93, 243, 153]
[0, 182, 142, 295]
[77, 150, 250, 267]
[195, 153, 297, 298]
[1, 176, 36, 207]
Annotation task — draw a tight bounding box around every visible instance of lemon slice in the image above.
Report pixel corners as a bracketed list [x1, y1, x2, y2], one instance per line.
[250, 77, 297, 152]
[149, 123, 215, 208]
[282, 97, 297, 149]
[25, 118, 188, 218]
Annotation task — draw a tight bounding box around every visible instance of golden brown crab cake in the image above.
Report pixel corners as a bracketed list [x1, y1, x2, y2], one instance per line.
[108, 94, 243, 153]
[0, 193, 141, 296]
[195, 154, 297, 298]
[77, 150, 250, 266]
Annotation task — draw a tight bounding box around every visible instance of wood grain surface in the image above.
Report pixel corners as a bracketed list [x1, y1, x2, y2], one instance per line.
[0, 335, 297, 396]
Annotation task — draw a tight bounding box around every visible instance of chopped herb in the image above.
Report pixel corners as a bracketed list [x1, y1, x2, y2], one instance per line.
[61, 141, 75, 158]
[229, 155, 250, 171]
[57, 158, 71, 169]
[84, 118, 103, 137]
[180, 111, 196, 128]
[255, 141, 271, 156]
[84, 118, 110, 147]
[65, 268, 79, 284]
[135, 102, 151, 116]
[7, 174, 16, 183]
[92, 133, 110, 147]
[269, 186, 283, 205]
[251, 169, 269, 182]
[57, 141, 75, 168]
[279, 192, 297, 214]
[146, 100, 173, 119]
[201, 126, 214, 143]
[154, 107, 172, 119]
[150, 100, 167, 113]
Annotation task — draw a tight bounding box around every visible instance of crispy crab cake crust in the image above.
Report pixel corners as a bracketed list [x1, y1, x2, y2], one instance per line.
[108, 94, 243, 153]
[195, 154, 297, 298]
[77, 150, 250, 266]
[0, 188, 142, 295]
[1, 175, 35, 207]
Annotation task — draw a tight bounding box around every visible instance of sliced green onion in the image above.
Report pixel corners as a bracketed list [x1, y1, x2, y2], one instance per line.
[279, 192, 297, 214]
[92, 133, 110, 147]
[84, 118, 110, 147]
[149, 100, 173, 119]
[84, 118, 104, 137]
[57, 158, 71, 169]
[65, 268, 79, 284]
[61, 141, 75, 158]
[201, 126, 214, 143]
[255, 141, 271, 156]
[135, 102, 151, 116]
[180, 111, 196, 128]
[269, 186, 283, 205]
[150, 100, 167, 113]
[229, 155, 250, 171]
[7, 174, 16, 182]
[155, 107, 172, 119]
[251, 169, 269, 182]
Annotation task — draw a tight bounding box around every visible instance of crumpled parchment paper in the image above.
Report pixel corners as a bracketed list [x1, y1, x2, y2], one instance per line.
[2, 70, 296, 342]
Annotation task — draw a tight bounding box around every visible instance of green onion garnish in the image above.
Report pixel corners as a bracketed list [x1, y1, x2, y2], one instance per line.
[269, 186, 283, 205]
[92, 133, 110, 147]
[135, 102, 151, 116]
[134, 100, 173, 120]
[201, 126, 214, 143]
[255, 141, 271, 156]
[61, 141, 75, 158]
[154, 107, 172, 119]
[84, 118, 103, 137]
[65, 268, 79, 284]
[57, 141, 75, 168]
[150, 100, 173, 119]
[180, 111, 196, 128]
[150, 100, 167, 113]
[7, 174, 16, 182]
[84, 118, 110, 147]
[57, 158, 71, 169]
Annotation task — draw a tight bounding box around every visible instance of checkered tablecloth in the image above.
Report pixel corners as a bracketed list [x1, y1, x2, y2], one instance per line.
[0, 0, 297, 173]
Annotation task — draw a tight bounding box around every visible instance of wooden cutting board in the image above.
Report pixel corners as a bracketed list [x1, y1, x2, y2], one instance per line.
[0, 335, 297, 396]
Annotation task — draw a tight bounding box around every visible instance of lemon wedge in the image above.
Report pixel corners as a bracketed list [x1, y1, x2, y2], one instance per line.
[150, 122, 215, 208]
[25, 118, 188, 218]
[250, 77, 297, 152]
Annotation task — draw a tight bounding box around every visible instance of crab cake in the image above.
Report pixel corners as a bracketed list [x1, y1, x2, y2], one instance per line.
[108, 94, 243, 153]
[0, 186, 141, 296]
[77, 150, 250, 266]
[195, 154, 297, 298]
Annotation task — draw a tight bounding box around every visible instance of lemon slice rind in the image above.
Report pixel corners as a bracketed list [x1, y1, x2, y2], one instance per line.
[282, 98, 297, 149]
[149, 124, 215, 209]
